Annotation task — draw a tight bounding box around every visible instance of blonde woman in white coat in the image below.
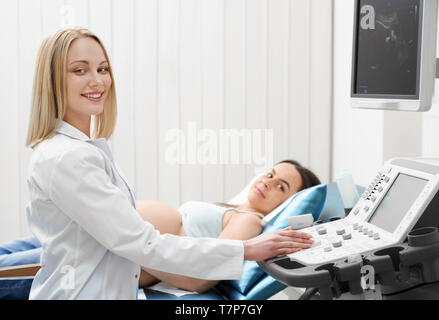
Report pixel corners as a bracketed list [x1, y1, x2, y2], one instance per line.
[25, 27, 313, 299]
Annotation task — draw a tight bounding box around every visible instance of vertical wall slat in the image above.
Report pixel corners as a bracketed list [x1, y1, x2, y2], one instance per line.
[17, 0, 43, 239]
[179, 0, 203, 203]
[223, 0, 247, 201]
[111, 0, 136, 188]
[267, 0, 290, 165]
[288, 0, 311, 167]
[309, 0, 332, 183]
[65, 0, 89, 28]
[201, 0, 225, 202]
[133, 0, 159, 200]
[0, 0, 20, 243]
[42, 0, 64, 33]
[158, 0, 181, 207]
[245, 0, 268, 180]
[89, 0, 113, 62]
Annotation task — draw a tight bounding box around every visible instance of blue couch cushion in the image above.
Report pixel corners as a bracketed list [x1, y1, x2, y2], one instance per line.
[221, 184, 327, 297]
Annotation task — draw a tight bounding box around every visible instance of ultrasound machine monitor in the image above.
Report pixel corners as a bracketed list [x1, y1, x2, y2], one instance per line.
[351, 0, 438, 112]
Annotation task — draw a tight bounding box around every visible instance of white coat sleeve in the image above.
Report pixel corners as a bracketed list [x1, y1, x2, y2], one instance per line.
[47, 147, 244, 280]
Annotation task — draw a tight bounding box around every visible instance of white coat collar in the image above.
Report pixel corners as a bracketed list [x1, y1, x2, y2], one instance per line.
[56, 120, 114, 162]
[56, 121, 91, 141]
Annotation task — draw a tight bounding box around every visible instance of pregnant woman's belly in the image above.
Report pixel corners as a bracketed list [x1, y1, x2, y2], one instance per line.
[136, 200, 186, 236]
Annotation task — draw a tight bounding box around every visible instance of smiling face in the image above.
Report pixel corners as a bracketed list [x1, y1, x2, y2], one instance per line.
[247, 162, 303, 214]
[64, 37, 112, 134]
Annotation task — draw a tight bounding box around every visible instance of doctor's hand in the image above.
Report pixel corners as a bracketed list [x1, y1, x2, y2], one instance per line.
[243, 227, 314, 261]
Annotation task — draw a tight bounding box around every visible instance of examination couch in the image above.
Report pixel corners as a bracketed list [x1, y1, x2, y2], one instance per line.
[0, 182, 360, 300]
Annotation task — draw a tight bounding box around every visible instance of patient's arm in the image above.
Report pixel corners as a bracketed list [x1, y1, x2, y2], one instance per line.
[141, 214, 263, 293]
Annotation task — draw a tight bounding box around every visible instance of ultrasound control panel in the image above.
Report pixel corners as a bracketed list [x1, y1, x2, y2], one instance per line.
[286, 158, 439, 266]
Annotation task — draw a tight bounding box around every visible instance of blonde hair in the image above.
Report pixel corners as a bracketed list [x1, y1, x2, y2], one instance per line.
[26, 27, 117, 148]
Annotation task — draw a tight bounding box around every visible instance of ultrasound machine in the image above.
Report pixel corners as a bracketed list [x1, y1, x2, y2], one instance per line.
[259, 0, 439, 300]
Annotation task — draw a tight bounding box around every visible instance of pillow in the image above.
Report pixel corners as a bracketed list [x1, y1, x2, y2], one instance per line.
[223, 184, 327, 295]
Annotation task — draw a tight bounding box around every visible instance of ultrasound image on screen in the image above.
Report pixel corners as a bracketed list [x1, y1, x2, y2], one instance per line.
[354, 0, 421, 96]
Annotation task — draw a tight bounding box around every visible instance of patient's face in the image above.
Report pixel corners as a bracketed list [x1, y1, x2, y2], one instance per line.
[248, 163, 302, 214]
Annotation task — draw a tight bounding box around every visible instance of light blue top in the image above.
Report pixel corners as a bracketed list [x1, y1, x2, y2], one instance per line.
[179, 201, 264, 238]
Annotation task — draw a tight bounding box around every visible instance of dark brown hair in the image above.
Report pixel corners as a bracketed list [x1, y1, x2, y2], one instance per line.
[277, 160, 321, 192]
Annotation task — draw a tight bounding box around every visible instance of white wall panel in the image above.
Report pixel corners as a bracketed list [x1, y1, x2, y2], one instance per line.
[16, 0, 43, 242]
[157, 0, 181, 207]
[111, 0, 136, 188]
[180, 0, 203, 203]
[65, 0, 89, 28]
[89, 0, 113, 75]
[223, 0, 247, 201]
[288, 0, 311, 167]
[267, 0, 290, 166]
[0, 0, 20, 243]
[309, 0, 333, 183]
[201, 0, 225, 203]
[245, 0, 268, 182]
[133, 0, 159, 200]
[0, 0, 333, 241]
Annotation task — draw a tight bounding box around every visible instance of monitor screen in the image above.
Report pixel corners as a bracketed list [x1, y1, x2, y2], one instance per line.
[368, 173, 427, 233]
[352, 0, 422, 97]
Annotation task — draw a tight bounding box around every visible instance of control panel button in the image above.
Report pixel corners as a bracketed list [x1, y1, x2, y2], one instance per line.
[364, 206, 370, 212]
[373, 234, 380, 240]
[353, 223, 359, 230]
[336, 229, 346, 235]
[324, 246, 332, 252]
[332, 241, 342, 248]
[318, 228, 327, 235]
[342, 233, 352, 240]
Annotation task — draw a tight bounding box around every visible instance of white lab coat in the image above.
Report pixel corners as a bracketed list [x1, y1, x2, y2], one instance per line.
[26, 121, 244, 299]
